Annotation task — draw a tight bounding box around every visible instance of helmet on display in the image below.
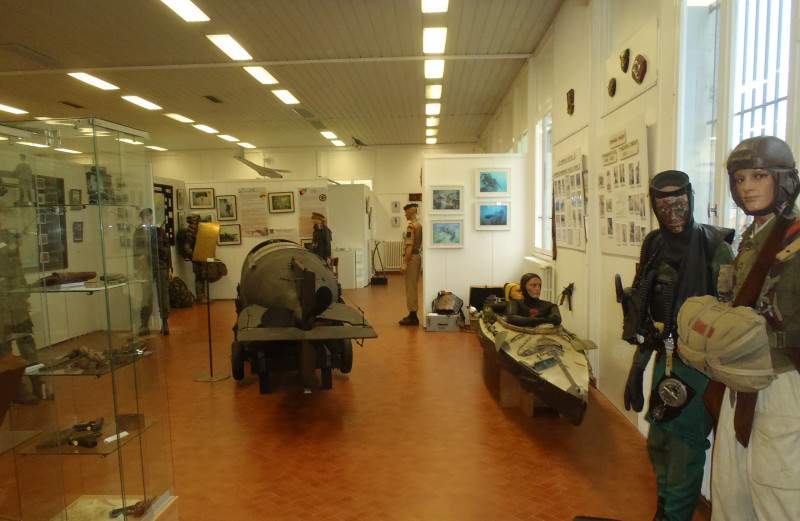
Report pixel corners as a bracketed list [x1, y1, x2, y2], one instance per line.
[726, 136, 799, 216]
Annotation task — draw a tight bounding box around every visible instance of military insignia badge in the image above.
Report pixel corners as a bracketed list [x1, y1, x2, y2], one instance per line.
[631, 54, 647, 84]
[607, 78, 616, 97]
[620, 48, 630, 72]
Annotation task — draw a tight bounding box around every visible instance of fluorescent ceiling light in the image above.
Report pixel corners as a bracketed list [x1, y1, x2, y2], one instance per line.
[193, 124, 218, 133]
[218, 135, 239, 142]
[426, 84, 442, 99]
[68, 72, 119, 90]
[426, 117, 439, 127]
[160, 0, 209, 22]
[0, 103, 28, 114]
[426, 137, 437, 144]
[122, 96, 162, 110]
[331, 140, 345, 147]
[424, 60, 444, 79]
[146, 145, 168, 151]
[165, 113, 194, 123]
[18, 141, 48, 148]
[55, 148, 81, 154]
[238, 142, 256, 148]
[117, 138, 143, 145]
[243, 66, 278, 84]
[422, 0, 448, 13]
[320, 131, 337, 139]
[272, 89, 300, 104]
[425, 103, 441, 115]
[423, 27, 447, 54]
[426, 128, 438, 136]
[207, 34, 252, 61]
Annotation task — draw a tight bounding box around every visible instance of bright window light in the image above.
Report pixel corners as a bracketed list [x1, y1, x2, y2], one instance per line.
[193, 124, 218, 133]
[206, 34, 253, 61]
[238, 142, 256, 148]
[321, 131, 337, 139]
[422, 0, 448, 13]
[425, 103, 441, 115]
[55, 148, 81, 154]
[426, 84, 442, 99]
[146, 145, 168, 151]
[426, 128, 438, 136]
[426, 117, 439, 127]
[218, 135, 239, 142]
[0, 103, 27, 114]
[426, 137, 437, 144]
[68, 72, 119, 90]
[424, 60, 444, 79]
[160, 0, 209, 21]
[165, 113, 194, 123]
[686, 0, 715, 5]
[122, 96, 162, 110]
[423, 27, 447, 54]
[243, 66, 278, 84]
[272, 89, 300, 104]
[331, 140, 346, 147]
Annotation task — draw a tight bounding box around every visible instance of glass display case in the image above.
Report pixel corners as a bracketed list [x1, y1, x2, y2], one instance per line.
[0, 118, 177, 520]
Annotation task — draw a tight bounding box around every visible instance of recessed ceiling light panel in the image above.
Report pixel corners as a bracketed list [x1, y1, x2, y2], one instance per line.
[331, 140, 345, 147]
[423, 27, 447, 54]
[426, 117, 439, 127]
[238, 142, 256, 148]
[426, 137, 437, 144]
[426, 84, 442, 99]
[424, 60, 444, 79]
[193, 124, 218, 133]
[320, 131, 337, 139]
[122, 96, 162, 110]
[207, 34, 252, 61]
[218, 135, 239, 142]
[244, 66, 278, 84]
[146, 145, 169, 151]
[426, 128, 438, 136]
[425, 103, 441, 115]
[272, 90, 300, 105]
[0, 103, 28, 115]
[422, 0, 448, 13]
[68, 72, 119, 90]
[165, 113, 194, 123]
[160, 0, 209, 22]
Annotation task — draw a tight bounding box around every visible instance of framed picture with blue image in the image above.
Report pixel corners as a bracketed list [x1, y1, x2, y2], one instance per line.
[430, 220, 464, 248]
[475, 168, 510, 197]
[475, 200, 510, 230]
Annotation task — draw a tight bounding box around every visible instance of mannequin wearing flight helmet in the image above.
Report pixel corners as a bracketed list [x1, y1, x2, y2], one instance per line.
[710, 135, 800, 521]
[622, 170, 733, 521]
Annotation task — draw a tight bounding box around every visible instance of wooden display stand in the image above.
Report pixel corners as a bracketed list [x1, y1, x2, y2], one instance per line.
[482, 348, 556, 418]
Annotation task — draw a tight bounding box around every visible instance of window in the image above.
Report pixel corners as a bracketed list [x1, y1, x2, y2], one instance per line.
[533, 113, 553, 253]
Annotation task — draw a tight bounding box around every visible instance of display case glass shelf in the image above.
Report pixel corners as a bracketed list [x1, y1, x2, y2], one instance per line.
[0, 118, 177, 521]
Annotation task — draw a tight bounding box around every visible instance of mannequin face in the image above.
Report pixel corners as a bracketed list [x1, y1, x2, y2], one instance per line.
[654, 193, 690, 234]
[404, 207, 416, 220]
[733, 169, 775, 214]
[525, 277, 542, 299]
[509, 286, 523, 300]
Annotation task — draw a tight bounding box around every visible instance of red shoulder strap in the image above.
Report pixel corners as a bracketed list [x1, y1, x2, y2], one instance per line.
[784, 219, 800, 242]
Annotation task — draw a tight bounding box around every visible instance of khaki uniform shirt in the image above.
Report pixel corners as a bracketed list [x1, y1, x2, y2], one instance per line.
[404, 218, 422, 252]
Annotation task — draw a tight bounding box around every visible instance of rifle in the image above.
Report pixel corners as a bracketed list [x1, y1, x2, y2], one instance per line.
[558, 283, 575, 311]
[709, 185, 800, 446]
[35, 428, 103, 449]
[109, 497, 156, 518]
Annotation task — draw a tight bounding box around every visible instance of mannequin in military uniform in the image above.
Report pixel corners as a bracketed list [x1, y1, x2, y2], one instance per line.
[178, 214, 205, 302]
[134, 208, 172, 335]
[0, 208, 42, 403]
[11, 154, 35, 204]
[621, 170, 734, 521]
[399, 203, 422, 326]
[711, 136, 800, 521]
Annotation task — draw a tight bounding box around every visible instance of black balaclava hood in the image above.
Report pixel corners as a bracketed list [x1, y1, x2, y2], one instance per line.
[726, 135, 799, 216]
[649, 170, 695, 266]
[519, 272, 542, 307]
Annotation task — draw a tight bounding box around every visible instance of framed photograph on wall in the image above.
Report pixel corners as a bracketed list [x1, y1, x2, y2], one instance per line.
[215, 194, 237, 221]
[475, 168, 510, 197]
[189, 188, 215, 209]
[69, 189, 82, 206]
[475, 200, 511, 230]
[268, 191, 295, 213]
[430, 220, 464, 248]
[391, 201, 401, 213]
[218, 224, 241, 245]
[430, 186, 463, 214]
[196, 212, 214, 223]
[176, 188, 186, 210]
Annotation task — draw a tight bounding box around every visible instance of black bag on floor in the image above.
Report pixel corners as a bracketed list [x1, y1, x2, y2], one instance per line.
[169, 276, 195, 308]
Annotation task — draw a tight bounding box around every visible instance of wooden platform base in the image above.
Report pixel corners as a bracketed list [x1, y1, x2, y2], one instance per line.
[482, 349, 558, 418]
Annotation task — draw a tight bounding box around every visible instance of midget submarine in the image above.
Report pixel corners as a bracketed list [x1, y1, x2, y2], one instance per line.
[232, 239, 377, 393]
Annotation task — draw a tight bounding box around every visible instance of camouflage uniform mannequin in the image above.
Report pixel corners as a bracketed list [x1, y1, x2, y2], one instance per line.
[711, 136, 800, 521]
[0, 209, 42, 403]
[134, 208, 172, 335]
[177, 214, 206, 302]
[399, 203, 422, 326]
[622, 170, 734, 521]
[11, 154, 35, 204]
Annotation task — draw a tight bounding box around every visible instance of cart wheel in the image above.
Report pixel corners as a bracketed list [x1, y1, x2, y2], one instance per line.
[339, 339, 353, 374]
[231, 341, 245, 381]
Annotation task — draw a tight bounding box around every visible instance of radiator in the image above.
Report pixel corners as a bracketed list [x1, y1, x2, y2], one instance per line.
[378, 241, 405, 270]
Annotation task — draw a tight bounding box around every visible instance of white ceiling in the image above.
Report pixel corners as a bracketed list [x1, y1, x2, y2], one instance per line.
[0, 0, 562, 152]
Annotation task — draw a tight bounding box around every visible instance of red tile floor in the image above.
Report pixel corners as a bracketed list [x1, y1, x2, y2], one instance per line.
[162, 274, 712, 521]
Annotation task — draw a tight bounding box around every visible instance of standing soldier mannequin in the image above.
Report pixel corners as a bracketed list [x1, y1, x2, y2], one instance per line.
[310, 211, 332, 265]
[11, 154, 35, 204]
[620, 170, 734, 521]
[178, 214, 205, 302]
[708, 136, 800, 521]
[134, 208, 172, 336]
[399, 203, 422, 326]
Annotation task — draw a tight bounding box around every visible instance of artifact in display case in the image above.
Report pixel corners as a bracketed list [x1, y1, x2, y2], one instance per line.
[0, 118, 177, 521]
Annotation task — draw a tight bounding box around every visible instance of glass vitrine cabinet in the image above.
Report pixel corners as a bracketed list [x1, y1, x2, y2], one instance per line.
[0, 118, 176, 521]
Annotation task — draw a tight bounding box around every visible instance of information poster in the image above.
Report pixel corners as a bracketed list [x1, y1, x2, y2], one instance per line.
[238, 187, 269, 237]
[553, 148, 586, 251]
[597, 115, 651, 256]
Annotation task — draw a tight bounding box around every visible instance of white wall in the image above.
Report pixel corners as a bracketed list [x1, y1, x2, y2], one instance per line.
[421, 154, 528, 317]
